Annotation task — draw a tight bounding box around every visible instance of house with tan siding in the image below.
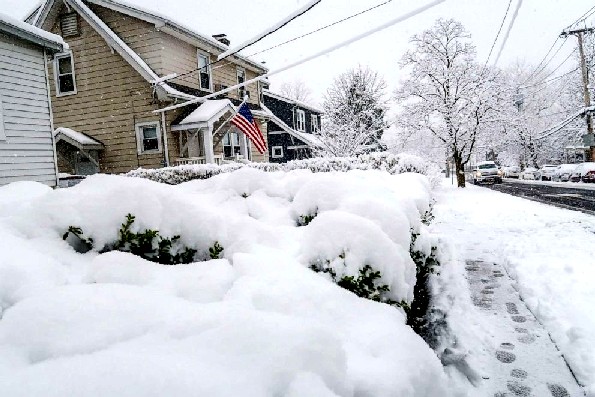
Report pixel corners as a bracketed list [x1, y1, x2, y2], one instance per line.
[0, 12, 66, 187]
[27, 0, 269, 175]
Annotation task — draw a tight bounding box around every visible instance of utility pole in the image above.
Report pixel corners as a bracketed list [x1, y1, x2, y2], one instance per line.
[561, 27, 595, 160]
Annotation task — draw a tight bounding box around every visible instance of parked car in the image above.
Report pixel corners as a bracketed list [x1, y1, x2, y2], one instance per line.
[538, 164, 558, 181]
[520, 167, 539, 180]
[580, 163, 595, 183]
[472, 161, 503, 184]
[552, 164, 577, 182]
[570, 162, 595, 182]
[503, 166, 520, 178]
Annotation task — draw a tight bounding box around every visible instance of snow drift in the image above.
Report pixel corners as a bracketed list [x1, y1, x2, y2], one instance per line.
[0, 169, 450, 396]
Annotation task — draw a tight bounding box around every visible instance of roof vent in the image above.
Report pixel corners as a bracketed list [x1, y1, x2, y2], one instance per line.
[60, 12, 79, 38]
[212, 34, 230, 46]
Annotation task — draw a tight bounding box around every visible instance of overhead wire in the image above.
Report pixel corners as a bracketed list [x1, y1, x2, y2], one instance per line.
[155, 0, 398, 89]
[483, 0, 513, 68]
[494, 0, 524, 65]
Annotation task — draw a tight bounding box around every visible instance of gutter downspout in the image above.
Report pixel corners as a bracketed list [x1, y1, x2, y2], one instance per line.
[44, 48, 60, 187]
[160, 110, 170, 167]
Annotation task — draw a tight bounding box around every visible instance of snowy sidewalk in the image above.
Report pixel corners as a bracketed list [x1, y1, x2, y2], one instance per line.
[466, 259, 582, 396]
[431, 180, 595, 396]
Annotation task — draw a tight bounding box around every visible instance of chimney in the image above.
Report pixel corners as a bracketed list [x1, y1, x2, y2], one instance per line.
[212, 34, 230, 46]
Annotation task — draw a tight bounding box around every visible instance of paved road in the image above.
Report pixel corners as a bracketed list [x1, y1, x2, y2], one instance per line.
[484, 179, 595, 215]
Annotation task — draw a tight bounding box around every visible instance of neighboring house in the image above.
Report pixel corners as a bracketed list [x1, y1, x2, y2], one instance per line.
[0, 12, 66, 187]
[262, 89, 323, 163]
[27, 0, 269, 175]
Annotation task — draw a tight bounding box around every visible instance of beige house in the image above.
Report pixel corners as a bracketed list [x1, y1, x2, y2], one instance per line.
[27, 0, 269, 175]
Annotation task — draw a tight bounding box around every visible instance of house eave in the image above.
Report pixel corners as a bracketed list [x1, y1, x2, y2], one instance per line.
[83, 0, 268, 74]
[0, 20, 64, 52]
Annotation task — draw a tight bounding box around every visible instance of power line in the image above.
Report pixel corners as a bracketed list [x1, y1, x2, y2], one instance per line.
[494, 0, 524, 65]
[566, 4, 595, 30]
[157, 0, 398, 89]
[522, 66, 579, 89]
[484, 0, 513, 67]
[521, 37, 562, 85]
[248, 0, 396, 57]
[217, 0, 323, 61]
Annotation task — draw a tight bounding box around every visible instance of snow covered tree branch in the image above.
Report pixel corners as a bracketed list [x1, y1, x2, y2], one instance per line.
[315, 65, 388, 157]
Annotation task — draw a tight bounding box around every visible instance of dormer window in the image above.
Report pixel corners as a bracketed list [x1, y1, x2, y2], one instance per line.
[54, 52, 77, 96]
[311, 115, 319, 133]
[60, 13, 79, 38]
[197, 52, 211, 91]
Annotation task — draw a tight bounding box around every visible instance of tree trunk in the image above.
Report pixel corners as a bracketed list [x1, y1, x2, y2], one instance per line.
[453, 151, 466, 188]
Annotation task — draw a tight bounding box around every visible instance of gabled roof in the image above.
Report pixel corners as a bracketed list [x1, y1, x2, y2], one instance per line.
[263, 89, 323, 114]
[30, 0, 196, 101]
[54, 127, 104, 150]
[260, 104, 323, 148]
[172, 99, 235, 130]
[0, 11, 65, 52]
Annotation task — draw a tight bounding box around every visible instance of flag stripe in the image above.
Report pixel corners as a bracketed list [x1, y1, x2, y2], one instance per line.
[231, 116, 266, 154]
[230, 103, 267, 155]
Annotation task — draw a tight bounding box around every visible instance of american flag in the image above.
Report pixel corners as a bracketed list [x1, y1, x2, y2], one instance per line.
[231, 103, 267, 154]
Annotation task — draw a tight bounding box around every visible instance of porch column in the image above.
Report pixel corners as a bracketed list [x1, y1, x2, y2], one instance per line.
[239, 131, 248, 158]
[203, 126, 215, 164]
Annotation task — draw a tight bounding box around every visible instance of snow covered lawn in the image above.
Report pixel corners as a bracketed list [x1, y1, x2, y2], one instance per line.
[432, 180, 595, 395]
[0, 169, 449, 396]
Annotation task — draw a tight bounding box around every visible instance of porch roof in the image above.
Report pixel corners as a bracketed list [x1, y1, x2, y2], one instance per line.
[172, 99, 235, 131]
[54, 127, 104, 150]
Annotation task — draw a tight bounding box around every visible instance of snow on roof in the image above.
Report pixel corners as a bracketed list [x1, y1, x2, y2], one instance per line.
[260, 103, 323, 148]
[84, 0, 268, 73]
[0, 11, 66, 51]
[54, 127, 104, 149]
[263, 89, 323, 114]
[69, 0, 196, 101]
[175, 99, 235, 127]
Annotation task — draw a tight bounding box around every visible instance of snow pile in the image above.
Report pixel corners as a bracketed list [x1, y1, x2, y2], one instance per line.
[0, 169, 450, 396]
[126, 152, 442, 188]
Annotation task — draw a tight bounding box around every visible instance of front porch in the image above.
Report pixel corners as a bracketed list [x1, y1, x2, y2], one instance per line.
[171, 99, 251, 166]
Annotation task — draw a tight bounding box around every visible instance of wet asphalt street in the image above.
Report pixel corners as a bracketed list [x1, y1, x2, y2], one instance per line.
[483, 179, 595, 215]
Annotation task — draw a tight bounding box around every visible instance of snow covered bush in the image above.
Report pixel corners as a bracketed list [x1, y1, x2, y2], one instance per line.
[126, 152, 442, 189]
[0, 169, 451, 396]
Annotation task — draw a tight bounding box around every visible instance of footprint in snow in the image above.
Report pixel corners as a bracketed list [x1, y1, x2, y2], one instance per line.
[506, 302, 519, 315]
[496, 350, 516, 363]
[511, 369, 528, 379]
[547, 383, 570, 397]
[511, 316, 526, 323]
[507, 380, 532, 396]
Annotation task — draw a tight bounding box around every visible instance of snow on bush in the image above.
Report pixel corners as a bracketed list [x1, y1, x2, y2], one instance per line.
[126, 152, 442, 189]
[0, 169, 450, 396]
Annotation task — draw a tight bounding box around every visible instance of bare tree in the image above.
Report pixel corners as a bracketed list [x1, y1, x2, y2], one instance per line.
[279, 79, 312, 102]
[395, 19, 505, 187]
[315, 65, 388, 157]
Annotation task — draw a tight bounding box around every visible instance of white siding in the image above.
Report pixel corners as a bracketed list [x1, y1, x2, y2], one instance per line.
[0, 33, 57, 187]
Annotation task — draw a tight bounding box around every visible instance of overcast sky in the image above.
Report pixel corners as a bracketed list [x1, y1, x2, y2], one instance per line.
[2, 0, 594, 105]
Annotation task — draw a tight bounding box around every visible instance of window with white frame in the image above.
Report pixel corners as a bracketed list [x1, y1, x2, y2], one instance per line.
[223, 131, 241, 157]
[237, 67, 246, 99]
[55, 52, 77, 96]
[135, 122, 161, 154]
[311, 114, 319, 133]
[271, 146, 283, 159]
[295, 109, 305, 132]
[197, 52, 211, 91]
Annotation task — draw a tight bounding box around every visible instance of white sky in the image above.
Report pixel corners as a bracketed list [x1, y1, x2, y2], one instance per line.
[2, 0, 594, 105]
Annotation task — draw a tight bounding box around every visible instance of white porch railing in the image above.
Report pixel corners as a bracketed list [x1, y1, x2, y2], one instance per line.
[175, 155, 223, 166]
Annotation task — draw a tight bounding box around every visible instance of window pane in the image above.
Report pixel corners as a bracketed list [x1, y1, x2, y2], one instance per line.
[223, 132, 230, 145]
[143, 126, 157, 139]
[58, 56, 72, 74]
[231, 131, 239, 146]
[198, 55, 208, 69]
[142, 126, 158, 151]
[224, 146, 232, 157]
[59, 75, 75, 93]
[200, 72, 210, 90]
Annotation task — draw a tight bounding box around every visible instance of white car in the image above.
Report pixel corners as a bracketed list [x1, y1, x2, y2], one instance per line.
[538, 164, 558, 181]
[471, 161, 503, 184]
[503, 166, 520, 178]
[520, 167, 539, 180]
[552, 164, 577, 182]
